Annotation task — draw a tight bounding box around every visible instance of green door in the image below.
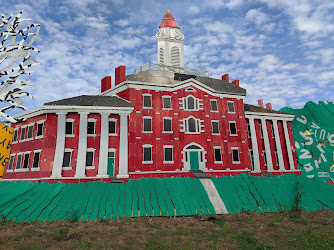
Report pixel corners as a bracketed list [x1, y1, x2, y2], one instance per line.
[190, 151, 199, 170]
[107, 151, 115, 176]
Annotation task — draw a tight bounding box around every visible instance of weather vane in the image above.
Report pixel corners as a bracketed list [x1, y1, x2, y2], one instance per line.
[0, 11, 40, 123]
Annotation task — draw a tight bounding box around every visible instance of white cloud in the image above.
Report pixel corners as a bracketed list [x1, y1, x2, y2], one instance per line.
[114, 19, 129, 27]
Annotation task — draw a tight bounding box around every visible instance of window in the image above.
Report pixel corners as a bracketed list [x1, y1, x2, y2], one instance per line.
[164, 146, 173, 163]
[20, 127, 26, 140]
[249, 150, 254, 170]
[162, 96, 172, 109]
[13, 129, 18, 142]
[163, 118, 172, 132]
[87, 120, 95, 135]
[275, 151, 279, 166]
[16, 154, 22, 169]
[185, 117, 200, 133]
[143, 117, 152, 132]
[184, 95, 199, 110]
[232, 148, 240, 163]
[62, 150, 72, 168]
[32, 151, 41, 169]
[271, 124, 275, 138]
[212, 121, 219, 134]
[210, 100, 218, 111]
[8, 155, 15, 170]
[185, 87, 196, 92]
[227, 101, 235, 113]
[214, 147, 222, 163]
[65, 120, 74, 135]
[86, 150, 94, 168]
[229, 122, 237, 135]
[259, 124, 264, 138]
[247, 124, 251, 138]
[36, 122, 44, 138]
[143, 94, 152, 108]
[109, 119, 117, 135]
[263, 151, 267, 166]
[26, 124, 34, 139]
[143, 145, 152, 163]
[22, 153, 30, 169]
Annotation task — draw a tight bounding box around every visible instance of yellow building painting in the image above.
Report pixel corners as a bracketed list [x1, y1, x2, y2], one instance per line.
[0, 124, 13, 181]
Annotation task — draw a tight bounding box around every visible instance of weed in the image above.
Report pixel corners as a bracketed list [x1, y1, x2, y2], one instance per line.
[0, 214, 11, 226]
[53, 228, 69, 240]
[235, 231, 258, 249]
[14, 243, 43, 250]
[292, 180, 304, 215]
[71, 240, 93, 249]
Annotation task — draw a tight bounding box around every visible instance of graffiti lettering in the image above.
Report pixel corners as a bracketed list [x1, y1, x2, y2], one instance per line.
[299, 149, 312, 159]
[1, 157, 8, 167]
[296, 115, 307, 124]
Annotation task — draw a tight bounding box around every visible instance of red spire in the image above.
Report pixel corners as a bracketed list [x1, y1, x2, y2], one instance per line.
[159, 10, 180, 29]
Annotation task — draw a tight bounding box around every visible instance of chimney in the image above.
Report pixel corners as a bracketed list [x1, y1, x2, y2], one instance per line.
[115, 65, 126, 86]
[222, 74, 229, 82]
[258, 99, 264, 108]
[266, 103, 272, 110]
[232, 79, 239, 87]
[101, 76, 111, 93]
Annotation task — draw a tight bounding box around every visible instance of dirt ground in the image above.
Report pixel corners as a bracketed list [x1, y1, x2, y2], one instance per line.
[1, 210, 334, 249]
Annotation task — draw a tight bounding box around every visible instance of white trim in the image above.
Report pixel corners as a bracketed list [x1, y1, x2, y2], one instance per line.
[7, 154, 15, 170]
[228, 121, 238, 136]
[262, 150, 267, 166]
[142, 144, 153, 164]
[248, 149, 254, 171]
[85, 148, 96, 169]
[12, 128, 19, 143]
[26, 123, 35, 140]
[75, 112, 88, 177]
[211, 120, 220, 135]
[62, 148, 74, 169]
[184, 116, 201, 134]
[163, 117, 173, 133]
[213, 146, 223, 164]
[248, 118, 260, 172]
[283, 121, 295, 170]
[184, 94, 200, 111]
[142, 93, 152, 109]
[261, 118, 273, 171]
[210, 99, 218, 112]
[65, 119, 74, 137]
[87, 118, 96, 137]
[108, 118, 118, 136]
[19, 126, 27, 141]
[231, 147, 240, 164]
[163, 145, 174, 164]
[97, 113, 110, 177]
[227, 101, 235, 114]
[245, 112, 294, 120]
[143, 116, 153, 133]
[162, 96, 172, 110]
[185, 87, 196, 92]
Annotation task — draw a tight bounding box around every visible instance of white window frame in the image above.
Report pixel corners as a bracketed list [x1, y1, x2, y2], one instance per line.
[20, 125, 27, 141]
[213, 146, 223, 164]
[184, 95, 199, 111]
[231, 147, 240, 164]
[210, 100, 218, 112]
[229, 121, 238, 136]
[259, 124, 264, 138]
[271, 124, 275, 138]
[227, 101, 235, 114]
[162, 96, 172, 110]
[87, 118, 97, 137]
[163, 117, 173, 133]
[142, 94, 152, 109]
[142, 144, 153, 164]
[62, 149, 73, 170]
[12, 128, 19, 144]
[249, 149, 254, 170]
[35, 120, 46, 139]
[263, 150, 267, 166]
[7, 154, 15, 172]
[142, 116, 153, 133]
[15, 153, 23, 170]
[211, 120, 220, 135]
[274, 151, 279, 166]
[185, 116, 200, 134]
[65, 119, 75, 137]
[31, 150, 42, 171]
[108, 118, 117, 136]
[163, 145, 174, 164]
[26, 123, 35, 141]
[22, 151, 31, 169]
[185, 87, 196, 92]
[85, 148, 96, 169]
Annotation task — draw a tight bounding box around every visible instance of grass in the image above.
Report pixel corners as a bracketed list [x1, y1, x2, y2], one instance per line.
[1, 211, 334, 249]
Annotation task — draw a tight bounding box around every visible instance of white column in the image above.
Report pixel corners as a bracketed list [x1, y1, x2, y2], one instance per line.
[51, 113, 67, 178]
[117, 113, 129, 178]
[261, 118, 273, 172]
[283, 120, 295, 170]
[248, 117, 260, 172]
[97, 113, 109, 178]
[272, 119, 285, 171]
[74, 112, 88, 178]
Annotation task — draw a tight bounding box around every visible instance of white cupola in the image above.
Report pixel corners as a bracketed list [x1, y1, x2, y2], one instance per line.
[156, 10, 184, 68]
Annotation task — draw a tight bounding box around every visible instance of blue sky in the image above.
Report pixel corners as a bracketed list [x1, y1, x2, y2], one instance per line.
[2, 0, 334, 114]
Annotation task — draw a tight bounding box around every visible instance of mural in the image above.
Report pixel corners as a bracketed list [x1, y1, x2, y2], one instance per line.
[0, 11, 40, 123]
[280, 101, 334, 183]
[0, 124, 13, 181]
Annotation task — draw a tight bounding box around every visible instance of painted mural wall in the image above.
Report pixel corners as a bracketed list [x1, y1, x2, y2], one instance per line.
[280, 101, 334, 183]
[0, 124, 13, 181]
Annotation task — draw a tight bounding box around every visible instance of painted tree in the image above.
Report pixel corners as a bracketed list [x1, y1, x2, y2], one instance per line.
[0, 11, 40, 123]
